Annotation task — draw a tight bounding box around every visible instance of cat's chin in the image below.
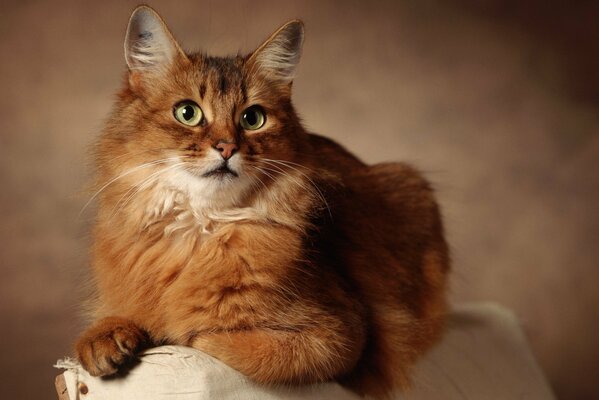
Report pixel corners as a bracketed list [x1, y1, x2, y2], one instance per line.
[202, 173, 239, 187]
[183, 165, 239, 183]
[202, 165, 239, 179]
[167, 165, 252, 211]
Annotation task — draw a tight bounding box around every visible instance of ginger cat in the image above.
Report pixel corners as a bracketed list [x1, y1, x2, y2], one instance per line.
[75, 6, 450, 399]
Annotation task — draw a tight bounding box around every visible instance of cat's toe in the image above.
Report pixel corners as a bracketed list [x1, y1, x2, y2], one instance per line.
[75, 317, 148, 377]
[76, 334, 119, 376]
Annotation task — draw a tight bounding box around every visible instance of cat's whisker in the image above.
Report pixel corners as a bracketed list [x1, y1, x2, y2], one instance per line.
[109, 162, 188, 220]
[246, 166, 289, 212]
[80, 156, 187, 216]
[109, 169, 180, 222]
[259, 159, 332, 218]
[100, 148, 164, 167]
[257, 164, 316, 200]
[254, 165, 279, 184]
[251, 164, 309, 206]
[247, 165, 298, 214]
[260, 157, 317, 175]
[246, 167, 271, 194]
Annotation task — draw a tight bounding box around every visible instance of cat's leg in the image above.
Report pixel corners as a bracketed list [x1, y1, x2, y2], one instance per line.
[190, 327, 362, 385]
[75, 316, 149, 376]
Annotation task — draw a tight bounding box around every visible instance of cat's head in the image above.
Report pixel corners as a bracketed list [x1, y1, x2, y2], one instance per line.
[99, 6, 309, 211]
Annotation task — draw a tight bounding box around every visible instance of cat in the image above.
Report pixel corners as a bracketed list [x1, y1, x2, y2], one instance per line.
[75, 5, 450, 399]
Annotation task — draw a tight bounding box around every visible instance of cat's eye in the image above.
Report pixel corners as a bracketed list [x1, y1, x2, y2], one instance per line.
[173, 101, 203, 126]
[240, 106, 266, 131]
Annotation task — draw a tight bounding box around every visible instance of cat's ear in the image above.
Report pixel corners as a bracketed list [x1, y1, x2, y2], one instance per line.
[247, 20, 304, 84]
[124, 5, 187, 71]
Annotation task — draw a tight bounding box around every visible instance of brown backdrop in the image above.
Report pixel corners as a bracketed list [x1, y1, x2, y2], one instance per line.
[1, 1, 597, 399]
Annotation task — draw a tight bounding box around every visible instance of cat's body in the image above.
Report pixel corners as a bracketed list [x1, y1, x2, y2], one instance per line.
[76, 6, 449, 399]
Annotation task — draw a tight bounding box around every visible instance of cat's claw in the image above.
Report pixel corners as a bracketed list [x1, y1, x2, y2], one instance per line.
[75, 317, 148, 377]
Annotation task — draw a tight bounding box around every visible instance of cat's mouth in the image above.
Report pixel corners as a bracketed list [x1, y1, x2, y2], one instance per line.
[202, 164, 239, 178]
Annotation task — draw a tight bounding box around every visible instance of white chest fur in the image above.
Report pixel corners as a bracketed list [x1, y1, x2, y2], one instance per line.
[138, 170, 265, 238]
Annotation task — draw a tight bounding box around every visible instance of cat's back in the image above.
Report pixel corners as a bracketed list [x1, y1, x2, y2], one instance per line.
[312, 131, 446, 282]
[333, 157, 447, 273]
[310, 130, 448, 289]
[308, 133, 442, 232]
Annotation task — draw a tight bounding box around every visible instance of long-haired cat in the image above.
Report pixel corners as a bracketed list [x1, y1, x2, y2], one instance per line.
[75, 5, 450, 399]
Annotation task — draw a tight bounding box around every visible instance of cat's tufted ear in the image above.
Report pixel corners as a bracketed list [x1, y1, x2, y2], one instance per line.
[247, 20, 304, 84]
[124, 5, 187, 71]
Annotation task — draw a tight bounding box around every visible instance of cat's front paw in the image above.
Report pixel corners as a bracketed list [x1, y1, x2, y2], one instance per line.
[75, 316, 148, 377]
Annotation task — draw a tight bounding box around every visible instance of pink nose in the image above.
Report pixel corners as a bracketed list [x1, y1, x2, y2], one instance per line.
[215, 142, 238, 160]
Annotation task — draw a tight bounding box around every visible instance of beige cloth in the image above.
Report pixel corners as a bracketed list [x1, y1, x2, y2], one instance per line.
[55, 303, 555, 399]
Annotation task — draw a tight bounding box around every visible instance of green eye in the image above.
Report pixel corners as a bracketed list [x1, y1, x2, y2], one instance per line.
[240, 106, 266, 130]
[173, 101, 203, 126]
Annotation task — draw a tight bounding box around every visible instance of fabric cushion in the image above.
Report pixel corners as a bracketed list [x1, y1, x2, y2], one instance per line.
[55, 303, 555, 399]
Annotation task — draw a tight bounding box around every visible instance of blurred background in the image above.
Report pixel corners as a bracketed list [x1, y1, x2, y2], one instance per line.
[1, 0, 597, 398]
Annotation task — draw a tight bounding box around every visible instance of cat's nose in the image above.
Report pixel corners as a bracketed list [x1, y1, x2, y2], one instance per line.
[215, 141, 238, 160]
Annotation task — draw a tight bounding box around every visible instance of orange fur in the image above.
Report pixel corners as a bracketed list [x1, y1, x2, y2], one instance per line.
[75, 6, 450, 399]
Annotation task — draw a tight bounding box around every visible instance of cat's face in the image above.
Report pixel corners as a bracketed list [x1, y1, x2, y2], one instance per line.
[102, 7, 305, 209]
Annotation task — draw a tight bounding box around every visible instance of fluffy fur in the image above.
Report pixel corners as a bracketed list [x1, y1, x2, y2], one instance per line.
[75, 6, 450, 399]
